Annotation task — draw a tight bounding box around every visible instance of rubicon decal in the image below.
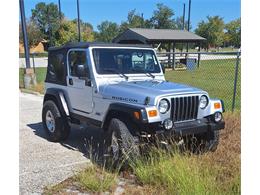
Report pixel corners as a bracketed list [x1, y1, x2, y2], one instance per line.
[112, 96, 138, 103]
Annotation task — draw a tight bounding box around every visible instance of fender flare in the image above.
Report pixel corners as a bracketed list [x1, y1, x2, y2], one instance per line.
[102, 103, 148, 129]
[43, 88, 69, 117]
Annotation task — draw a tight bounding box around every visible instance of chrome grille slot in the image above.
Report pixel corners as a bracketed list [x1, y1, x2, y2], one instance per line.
[171, 96, 199, 122]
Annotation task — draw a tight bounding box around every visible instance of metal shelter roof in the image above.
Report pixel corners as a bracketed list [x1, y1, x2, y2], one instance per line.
[113, 28, 206, 44]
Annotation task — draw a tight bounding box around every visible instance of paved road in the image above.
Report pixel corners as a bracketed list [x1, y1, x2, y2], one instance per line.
[19, 93, 105, 194]
[19, 57, 48, 68]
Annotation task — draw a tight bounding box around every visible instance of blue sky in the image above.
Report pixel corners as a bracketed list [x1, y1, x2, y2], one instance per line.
[23, 0, 241, 31]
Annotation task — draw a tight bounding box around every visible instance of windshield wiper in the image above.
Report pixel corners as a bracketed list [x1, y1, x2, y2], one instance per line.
[103, 68, 128, 80]
[130, 69, 155, 79]
[146, 72, 155, 79]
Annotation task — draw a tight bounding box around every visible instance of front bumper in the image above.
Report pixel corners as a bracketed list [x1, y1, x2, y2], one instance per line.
[172, 118, 225, 136]
[139, 117, 225, 139]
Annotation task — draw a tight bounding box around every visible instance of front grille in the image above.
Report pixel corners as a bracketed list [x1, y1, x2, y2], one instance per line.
[171, 96, 199, 122]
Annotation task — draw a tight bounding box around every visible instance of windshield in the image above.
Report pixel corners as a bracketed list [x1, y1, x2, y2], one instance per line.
[92, 48, 161, 75]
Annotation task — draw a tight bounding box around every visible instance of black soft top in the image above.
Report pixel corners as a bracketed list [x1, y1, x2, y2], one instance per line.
[48, 42, 152, 52]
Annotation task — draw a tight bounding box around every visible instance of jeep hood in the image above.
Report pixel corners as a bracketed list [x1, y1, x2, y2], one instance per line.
[100, 80, 206, 106]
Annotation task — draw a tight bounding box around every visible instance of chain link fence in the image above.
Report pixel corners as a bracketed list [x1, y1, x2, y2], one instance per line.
[157, 51, 241, 111]
[19, 51, 241, 112]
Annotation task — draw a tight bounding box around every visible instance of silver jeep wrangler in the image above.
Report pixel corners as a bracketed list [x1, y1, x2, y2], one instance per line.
[42, 42, 225, 160]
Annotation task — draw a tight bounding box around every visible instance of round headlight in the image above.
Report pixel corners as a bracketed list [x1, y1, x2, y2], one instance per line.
[199, 95, 208, 109]
[159, 99, 170, 114]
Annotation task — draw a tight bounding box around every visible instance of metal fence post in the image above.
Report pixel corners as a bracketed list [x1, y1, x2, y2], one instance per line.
[173, 52, 175, 70]
[232, 52, 240, 112]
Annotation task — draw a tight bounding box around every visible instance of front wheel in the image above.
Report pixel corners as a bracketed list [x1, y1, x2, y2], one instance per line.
[104, 118, 140, 169]
[189, 130, 220, 153]
[42, 100, 70, 142]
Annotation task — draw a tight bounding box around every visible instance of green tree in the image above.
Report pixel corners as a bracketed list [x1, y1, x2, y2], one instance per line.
[71, 19, 95, 42]
[225, 18, 241, 47]
[54, 20, 78, 46]
[31, 2, 64, 46]
[174, 17, 191, 30]
[96, 21, 119, 42]
[19, 19, 44, 48]
[119, 9, 154, 33]
[82, 23, 95, 42]
[150, 3, 175, 29]
[195, 16, 225, 50]
[119, 9, 145, 33]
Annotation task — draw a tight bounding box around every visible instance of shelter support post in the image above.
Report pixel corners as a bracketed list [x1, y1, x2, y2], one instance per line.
[185, 42, 189, 59]
[167, 43, 171, 68]
[198, 42, 201, 68]
[172, 42, 176, 70]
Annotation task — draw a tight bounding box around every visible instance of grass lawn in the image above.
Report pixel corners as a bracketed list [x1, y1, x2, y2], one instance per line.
[19, 67, 47, 93]
[19, 58, 240, 111]
[44, 112, 240, 195]
[165, 59, 241, 111]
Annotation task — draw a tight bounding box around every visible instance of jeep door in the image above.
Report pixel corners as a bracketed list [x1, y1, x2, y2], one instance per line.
[66, 49, 93, 114]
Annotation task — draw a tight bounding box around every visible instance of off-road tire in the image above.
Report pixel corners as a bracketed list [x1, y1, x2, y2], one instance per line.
[205, 130, 220, 152]
[190, 130, 220, 153]
[42, 100, 70, 142]
[104, 118, 140, 169]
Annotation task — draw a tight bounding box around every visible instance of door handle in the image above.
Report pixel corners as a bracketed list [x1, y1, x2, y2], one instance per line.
[69, 78, 73, 85]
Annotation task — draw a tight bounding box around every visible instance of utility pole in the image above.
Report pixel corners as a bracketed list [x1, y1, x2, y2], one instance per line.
[19, 0, 30, 69]
[77, 0, 81, 42]
[187, 0, 191, 32]
[182, 3, 186, 30]
[58, 0, 62, 21]
[181, 3, 186, 54]
[186, 0, 191, 52]
[20, 0, 37, 88]
[141, 13, 144, 28]
[47, 6, 52, 47]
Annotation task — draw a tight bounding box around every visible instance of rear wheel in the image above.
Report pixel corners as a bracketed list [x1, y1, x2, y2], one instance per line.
[42, 100, 70, 142]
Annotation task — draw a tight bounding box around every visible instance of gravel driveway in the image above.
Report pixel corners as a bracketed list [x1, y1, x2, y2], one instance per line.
[19, 92, 105, 194]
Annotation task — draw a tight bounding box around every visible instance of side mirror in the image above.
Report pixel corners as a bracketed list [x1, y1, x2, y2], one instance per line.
[76, 64, 88, 78]
[75, 64, 91, 86]
[161, 64, 165, 74]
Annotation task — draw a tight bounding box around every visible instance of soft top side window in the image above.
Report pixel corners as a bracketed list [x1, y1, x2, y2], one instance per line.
[46, 51, 66, 85]
[68, 50, 88, 77]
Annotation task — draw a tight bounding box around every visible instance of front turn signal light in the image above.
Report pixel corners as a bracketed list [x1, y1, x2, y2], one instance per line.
[148, 110, 158, 117]
[214, 102, 221, 109]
